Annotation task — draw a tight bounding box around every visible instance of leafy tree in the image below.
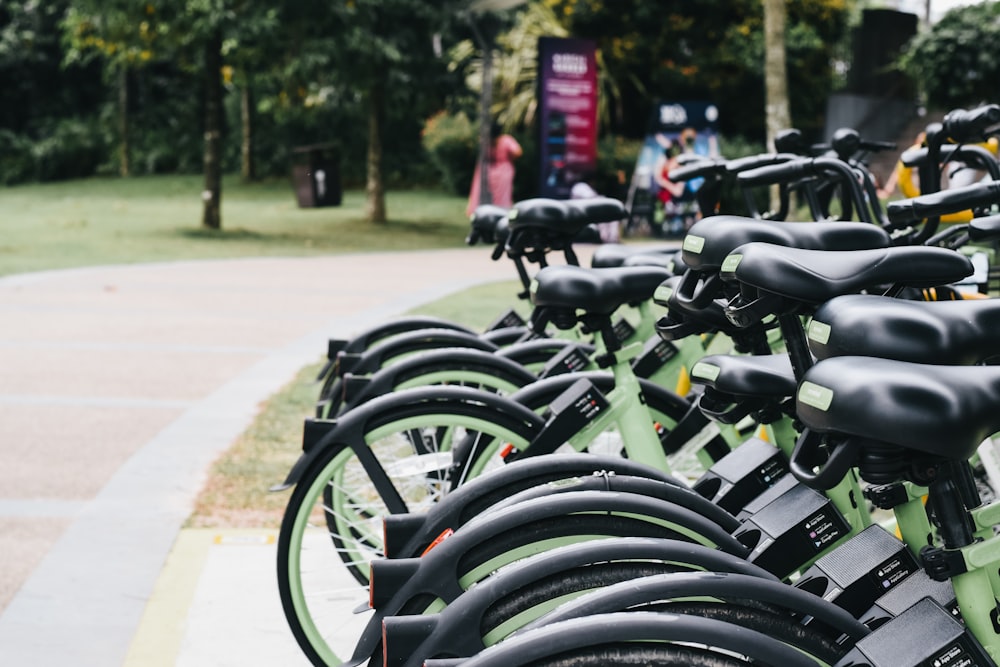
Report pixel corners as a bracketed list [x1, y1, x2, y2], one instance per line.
[0, 1, 106, 183]
[449, 3, 621, 132]
[218, 5, 279, 181]
[540, 0, 847, 143]
[295, 0, 454, 223]
[62, 1, 167, 177]
[899, 2, 1000, 110]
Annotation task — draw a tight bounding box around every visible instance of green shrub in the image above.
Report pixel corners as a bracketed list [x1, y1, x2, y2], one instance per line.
[421, 111, 477, 196]
[0, 119, 108, 185]
[32, 117, 109, 182]
[0, 130, 36, 185]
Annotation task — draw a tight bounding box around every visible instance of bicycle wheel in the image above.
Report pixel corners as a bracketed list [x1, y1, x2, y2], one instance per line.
[277, 390, 544, 667]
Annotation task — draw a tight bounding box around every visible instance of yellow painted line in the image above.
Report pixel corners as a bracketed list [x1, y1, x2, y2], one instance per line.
[124, 528, 278, 667]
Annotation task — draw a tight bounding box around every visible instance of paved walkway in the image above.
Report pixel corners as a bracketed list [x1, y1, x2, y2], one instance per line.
[0, 248, 587, 666]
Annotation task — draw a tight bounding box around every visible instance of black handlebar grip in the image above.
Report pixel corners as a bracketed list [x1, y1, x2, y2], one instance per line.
[668, 160, 723, 182]
[736, 159, 813, 187]
[887, 181, 1000, 224]
[724, 153, 795, 174]
[860, 139, 897, 152]
[943, 104, 1000, 143]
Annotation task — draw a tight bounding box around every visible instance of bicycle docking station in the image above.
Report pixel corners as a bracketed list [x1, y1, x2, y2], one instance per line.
[834, 597, 992, 667]
[630, 337, 681, 379]
[793, 524, 919, 619]
[611, 316, 637, 344]
[505, 378, 611, 461]
[485, 308, 526, 332]
[858, 569, 958, 630]
[538, 343, 592, 377]
[692, 436, 788, 514]
[731, 475, 852, 579]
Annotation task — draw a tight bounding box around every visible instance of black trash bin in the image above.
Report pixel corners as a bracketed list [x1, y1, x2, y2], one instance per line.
[291, 143, 342, 207]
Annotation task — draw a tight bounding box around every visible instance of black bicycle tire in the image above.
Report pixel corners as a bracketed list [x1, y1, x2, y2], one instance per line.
[482, 561, 688, 636]
[516, 644, 748, 667]
[659, 602, 846, 665]
[481, 571, 844, 665]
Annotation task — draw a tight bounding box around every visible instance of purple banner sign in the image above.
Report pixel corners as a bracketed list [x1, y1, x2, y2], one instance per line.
[537, 36, 598, 199]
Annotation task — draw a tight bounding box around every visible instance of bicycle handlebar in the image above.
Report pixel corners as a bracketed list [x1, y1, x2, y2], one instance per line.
[902, 144, 1000, 179]
[943, 104, 1000, 144]
[860, 139, 897, 152]
[736, 158, 814, 188]
[886, 180, 1000, 225]
[724, 153, 801, 175]
[668, 158, 727, 183]
[737, 156, 873, 224]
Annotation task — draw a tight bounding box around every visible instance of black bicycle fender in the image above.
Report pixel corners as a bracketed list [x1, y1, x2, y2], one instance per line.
[343, 347, 537, 414]
[362, 492, 753, 666]
[387, 453, 679, 559]
[272, 386, 545, 499]
[370, 489, 751, 616]
[343, 316, 476, 353]
[352, 328, 500, 374]
[383, 536, 776, 665]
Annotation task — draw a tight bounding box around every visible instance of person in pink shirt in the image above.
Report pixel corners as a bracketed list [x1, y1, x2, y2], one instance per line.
[467, 122, 523, 215]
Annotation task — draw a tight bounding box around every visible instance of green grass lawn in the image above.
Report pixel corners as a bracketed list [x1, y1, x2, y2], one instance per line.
[0, 175, 471, 276]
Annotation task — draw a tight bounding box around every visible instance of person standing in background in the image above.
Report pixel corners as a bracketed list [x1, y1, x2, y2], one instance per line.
[467, 122, 523, 216]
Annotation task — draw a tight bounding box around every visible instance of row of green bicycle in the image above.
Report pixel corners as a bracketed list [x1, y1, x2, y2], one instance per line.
[376, 188, 1000, 666]
[273, 104, 1000, 666]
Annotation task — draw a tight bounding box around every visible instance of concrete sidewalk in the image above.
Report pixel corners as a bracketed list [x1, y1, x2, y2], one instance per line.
[0, 248, 560, 666]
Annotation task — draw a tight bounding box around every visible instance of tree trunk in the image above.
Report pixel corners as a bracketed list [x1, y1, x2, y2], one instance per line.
[365, 79, 387, 224]
[118, 66, 130, 177]
[202, 29, 223, 230]
[241, 75, 255, 182]
[763, 0, 791, 211]
[477, 46, 493, 206]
